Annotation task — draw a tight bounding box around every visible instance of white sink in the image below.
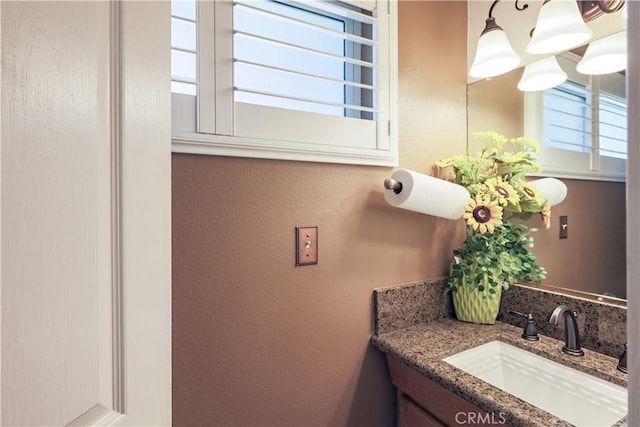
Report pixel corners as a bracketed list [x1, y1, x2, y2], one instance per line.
[443, 341, 627, 427]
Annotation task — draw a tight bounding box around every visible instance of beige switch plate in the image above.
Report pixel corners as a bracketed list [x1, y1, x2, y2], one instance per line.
[296, 226, 318, 266]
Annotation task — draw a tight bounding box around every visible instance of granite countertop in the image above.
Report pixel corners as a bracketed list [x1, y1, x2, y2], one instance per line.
[371, 319, 628, 427]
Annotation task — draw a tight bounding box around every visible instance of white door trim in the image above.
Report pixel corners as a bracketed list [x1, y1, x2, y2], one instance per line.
[0, 1, 171, 425]
[109, 0, 126, 418]
[114, 1, 172, 424]
[626, 1, 640, 424]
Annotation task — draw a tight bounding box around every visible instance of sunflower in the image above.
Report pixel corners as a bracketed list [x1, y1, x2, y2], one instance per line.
[516, 182, 541, 201]
[484, 177, 520, 208]
[512, 181, 544, 213]
[540, 201, 551, 229]
[463, 195, 503, 234]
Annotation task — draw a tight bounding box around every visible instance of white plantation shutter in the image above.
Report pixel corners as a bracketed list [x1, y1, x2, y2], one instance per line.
[525, 53, 627, 181]
[171, 2, 197, 96]
[171, 1, 198, 132]
[233, 0, 377, 118]
[598, 89, 627, 159]
[171, 0, 398, 166]
[543, 81, 592, 154]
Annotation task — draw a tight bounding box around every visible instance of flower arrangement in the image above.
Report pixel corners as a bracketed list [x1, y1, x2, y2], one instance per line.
[435, 131, 549, 302]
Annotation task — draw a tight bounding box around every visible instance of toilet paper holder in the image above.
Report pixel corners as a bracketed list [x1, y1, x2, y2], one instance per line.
[385, 173, 568, 206]
[382, 168, 471, 220]
[384, 168, 567, 220]
[383, 177, 403, 194]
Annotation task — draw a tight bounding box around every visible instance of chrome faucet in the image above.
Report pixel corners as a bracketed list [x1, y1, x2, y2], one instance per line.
[548, 305, 584, 356]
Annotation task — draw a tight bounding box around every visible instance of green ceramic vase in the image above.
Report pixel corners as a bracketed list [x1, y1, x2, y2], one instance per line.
[452, 279, 502, 325]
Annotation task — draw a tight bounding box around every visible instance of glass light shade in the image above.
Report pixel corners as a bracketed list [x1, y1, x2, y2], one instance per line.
[517, 56, 567, 92]
[526, 0, 593, 55]
[529, 178, 568, 206]
[576, 31, 627, 75]
[470, 28, 521, 79]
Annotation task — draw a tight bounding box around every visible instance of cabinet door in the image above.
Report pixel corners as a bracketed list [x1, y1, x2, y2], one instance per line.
[0, 2, 171, 425]
[398, 393, 445, 427]
[387, 356, 495, 427]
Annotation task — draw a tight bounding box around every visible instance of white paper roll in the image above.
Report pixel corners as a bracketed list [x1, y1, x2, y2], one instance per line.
[529, 177, 568, 207]
[384, 169, 471, 220]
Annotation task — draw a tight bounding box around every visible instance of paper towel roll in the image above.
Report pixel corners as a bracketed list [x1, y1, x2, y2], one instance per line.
[384, 169, 471, 220]
[529, 177, 567, 207]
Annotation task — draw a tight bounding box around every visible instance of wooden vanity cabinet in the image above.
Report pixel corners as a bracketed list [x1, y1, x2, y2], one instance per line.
[387, 355, 495, 427]
[398, 393, 445, 427]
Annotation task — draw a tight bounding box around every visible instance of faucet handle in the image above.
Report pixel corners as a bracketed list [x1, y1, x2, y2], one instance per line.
[508, 310, 540, 341]
[617, 344, 627, 374]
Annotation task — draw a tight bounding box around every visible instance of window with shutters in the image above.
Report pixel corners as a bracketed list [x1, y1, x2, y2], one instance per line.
[524, 53, 627, 181]
[171, 0, 398, 166]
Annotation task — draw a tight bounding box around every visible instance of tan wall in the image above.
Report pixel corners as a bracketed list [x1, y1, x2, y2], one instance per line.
[172, 2, 468, 426]
[467, 70, 524, 142]
[533, 179, 626, 298]
[467, 70, 627, 299]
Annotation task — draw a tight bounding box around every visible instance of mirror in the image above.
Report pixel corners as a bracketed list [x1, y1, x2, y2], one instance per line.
[467, 2, 628, 301]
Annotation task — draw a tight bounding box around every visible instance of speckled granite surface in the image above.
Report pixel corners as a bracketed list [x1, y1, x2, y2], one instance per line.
[371, 319, 628, 427]
[500, 284, 627, 358]
[371, 280, 628, 426]
[373, 278, 453, 335]
[373, 280, 627, 358]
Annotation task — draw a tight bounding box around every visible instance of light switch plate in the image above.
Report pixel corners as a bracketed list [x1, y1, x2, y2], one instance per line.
[559, 215, 568, 239]
[296, 226, 318, 266]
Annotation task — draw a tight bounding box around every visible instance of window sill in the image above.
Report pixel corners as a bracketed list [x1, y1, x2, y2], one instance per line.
[171, 131, 399, 167]
[530, 168, 626, 183]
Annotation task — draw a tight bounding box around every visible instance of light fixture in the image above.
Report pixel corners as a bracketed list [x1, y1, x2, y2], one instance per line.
[529, 178, 568, 206]
[527, 0, 593, 55]
[517, 56, 568, 92]
[470, 0, 626, 91]
[469, 2, 523, 79]
[576, 31, 627, 75]
[577, 0, 625, 22]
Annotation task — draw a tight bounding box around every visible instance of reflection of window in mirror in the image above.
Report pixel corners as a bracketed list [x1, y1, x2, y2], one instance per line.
[524, 52, 627, 181]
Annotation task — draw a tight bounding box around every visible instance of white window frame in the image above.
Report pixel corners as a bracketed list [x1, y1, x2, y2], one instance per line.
[171, 0, 399, 167]
[524, 52, 627, 182]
